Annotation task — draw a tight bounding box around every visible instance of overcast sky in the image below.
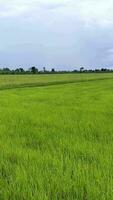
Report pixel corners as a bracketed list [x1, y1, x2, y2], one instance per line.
[0, 0, 113, 70]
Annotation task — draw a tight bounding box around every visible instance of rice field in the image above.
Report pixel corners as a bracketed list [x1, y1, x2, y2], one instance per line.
[0, 73, 113, 200]
[0, 73, 113, 89]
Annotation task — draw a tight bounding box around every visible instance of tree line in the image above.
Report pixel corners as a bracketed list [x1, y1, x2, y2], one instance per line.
[0, 66, 113, 74]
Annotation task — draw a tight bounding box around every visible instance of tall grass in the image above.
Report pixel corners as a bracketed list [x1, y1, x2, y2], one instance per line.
[0, 74, 113, 199]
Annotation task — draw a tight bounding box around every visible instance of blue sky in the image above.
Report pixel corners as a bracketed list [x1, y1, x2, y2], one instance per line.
[0, 0, 113, 70]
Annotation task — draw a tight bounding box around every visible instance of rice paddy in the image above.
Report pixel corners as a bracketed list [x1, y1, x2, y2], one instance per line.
[0, 73, 113, 200]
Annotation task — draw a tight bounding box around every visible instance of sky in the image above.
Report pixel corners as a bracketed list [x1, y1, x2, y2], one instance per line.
[0, 0, 113, 70]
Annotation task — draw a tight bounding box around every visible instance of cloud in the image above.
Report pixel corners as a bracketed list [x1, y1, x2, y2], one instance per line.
[0, 0, 113, 27]
[0, 0, 68, 18]
[0, 0, 113, 69]
[75, 0, 113, 27]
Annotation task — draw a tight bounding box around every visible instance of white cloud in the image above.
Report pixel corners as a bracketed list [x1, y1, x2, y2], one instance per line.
[0, 0, 113, 68]
[75, 0, 113, 26]
[0, 0, 68, 18]
[0, 0, 113, 28]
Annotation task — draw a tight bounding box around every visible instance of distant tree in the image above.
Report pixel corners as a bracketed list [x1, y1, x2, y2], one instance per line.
[30, 66, 38, 74]
[51, 68, 55, 73]
[19, 68, 24, 73]
[14, 68, 24, 74]
[95, 69, 100, 72]
[3, 67, 10, 71]
[15, 68, 20, 73]
[2, 68, 11, 74]
[43, 67, 46, 72]
[72, 69, 78, 73]
[101, 68, 108, 72]
[80, 67, 84, 72]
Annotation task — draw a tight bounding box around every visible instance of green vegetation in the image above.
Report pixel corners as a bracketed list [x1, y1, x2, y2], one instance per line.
[0, 74, 113, 200]
[0, 73, 113, 89]
[0, 66, 113, 74]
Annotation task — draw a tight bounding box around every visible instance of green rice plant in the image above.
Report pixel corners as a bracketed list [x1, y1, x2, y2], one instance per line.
[0, 74, 113, 199]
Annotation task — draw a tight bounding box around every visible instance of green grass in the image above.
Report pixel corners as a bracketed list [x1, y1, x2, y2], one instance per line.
[0, 73, 113, 89]
[0, 74, 113, 200]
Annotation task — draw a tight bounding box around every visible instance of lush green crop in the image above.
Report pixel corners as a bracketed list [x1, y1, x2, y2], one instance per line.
[0, 74, 113, 200]
[0, 73, 113, 89]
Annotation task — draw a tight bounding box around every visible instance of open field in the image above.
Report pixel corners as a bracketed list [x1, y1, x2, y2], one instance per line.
[0, 73, 113, 89]
[0, 74, 113, 200]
